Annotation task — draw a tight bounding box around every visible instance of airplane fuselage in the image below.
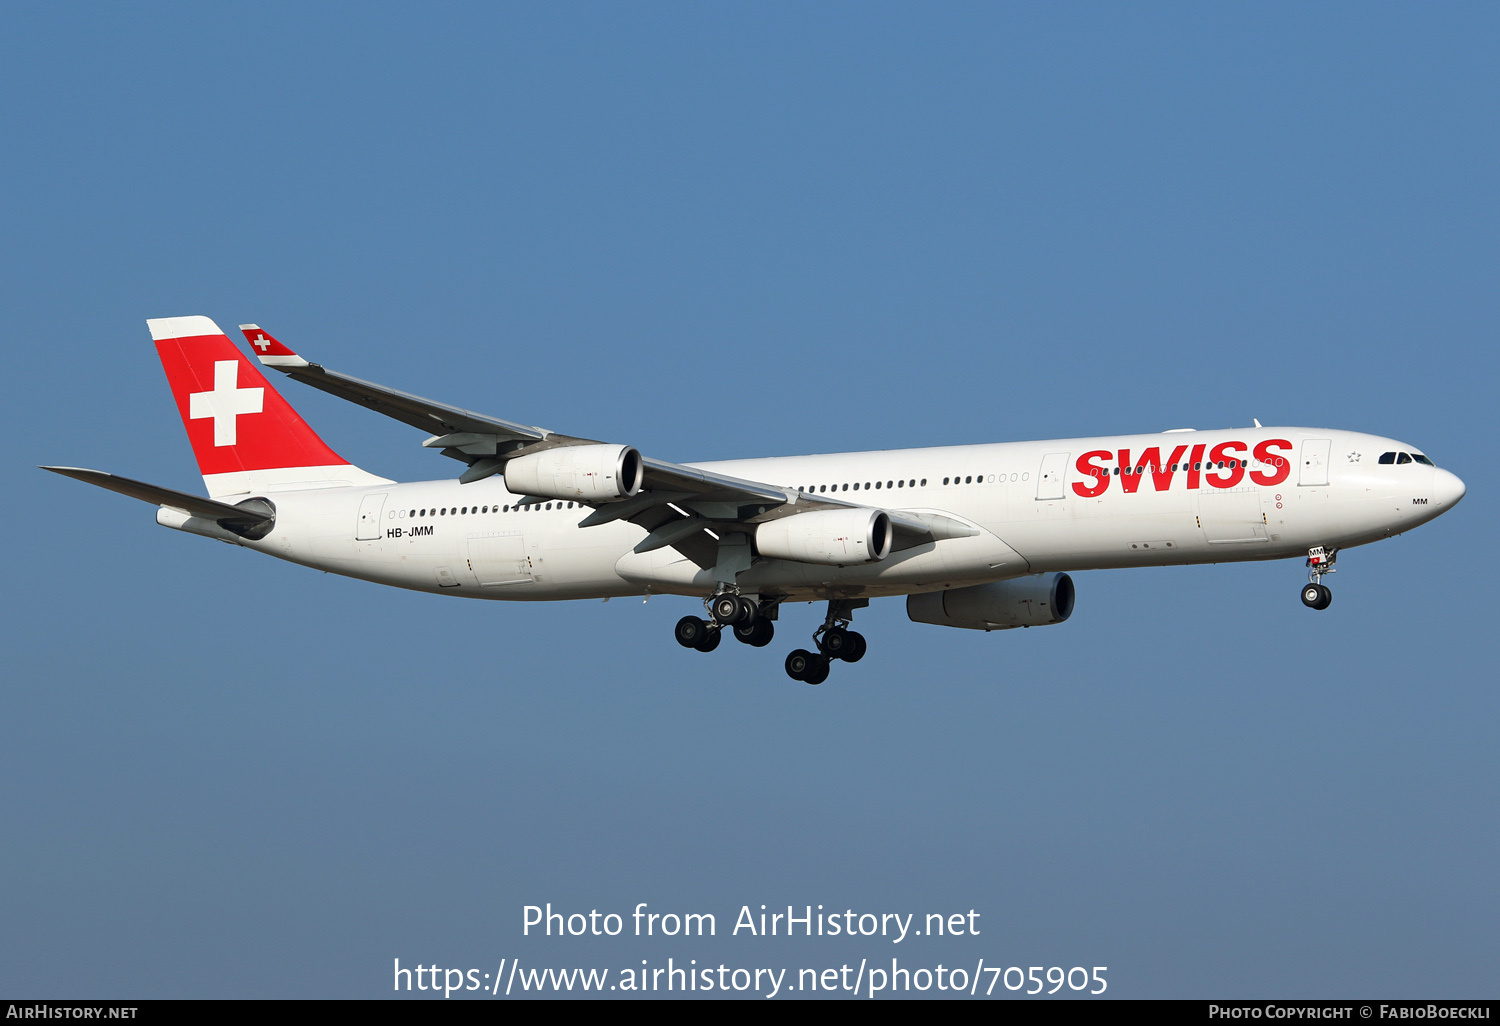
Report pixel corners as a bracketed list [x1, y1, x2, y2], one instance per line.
[206, 426, 1462, 604]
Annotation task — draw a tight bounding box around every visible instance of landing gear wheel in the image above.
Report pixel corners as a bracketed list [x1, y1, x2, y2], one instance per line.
[802, 656, 831, 686]
[843, 631, 867, 663]
[711, 593, 751, 626]
[675, 615, 709, 648]
[734, 618, 775, 647]
[1301, 584, 1332, 610]
[785, 649, 816, 681]
[820, 626, 851, 659]
[694, 628, 722, 652]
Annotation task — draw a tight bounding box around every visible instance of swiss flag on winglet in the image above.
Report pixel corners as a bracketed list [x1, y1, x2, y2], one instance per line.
[237, 323, 305, 365]
[148, 316, 348, 477]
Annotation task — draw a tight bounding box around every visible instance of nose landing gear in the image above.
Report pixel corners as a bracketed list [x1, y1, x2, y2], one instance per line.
[1300, 546, 1335, 610]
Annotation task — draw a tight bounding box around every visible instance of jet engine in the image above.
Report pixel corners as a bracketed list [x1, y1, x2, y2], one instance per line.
[504, 444, 643, 502]
[755, 509, 892, 566]
[907, 573, 1075, 631]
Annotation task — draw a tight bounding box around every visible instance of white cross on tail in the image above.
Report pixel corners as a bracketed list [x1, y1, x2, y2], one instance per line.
[189, 360, 264, 446]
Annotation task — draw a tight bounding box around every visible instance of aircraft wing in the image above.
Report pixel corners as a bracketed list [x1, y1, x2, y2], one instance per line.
[238, 324, 562, 445]
[240, 325, 970, 564]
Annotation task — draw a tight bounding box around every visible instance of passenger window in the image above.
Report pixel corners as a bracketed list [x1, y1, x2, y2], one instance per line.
[965, 476, 972, 484]
[920, 479, 927, 486]
[1397, 452, 1412, 464]
[1378, 452, 1396, 464]
[875, 481, 882, 489]
[896, 480, 903, 487]
[1112, 468, 1119, 475]
[1411, 454, 1434, 466]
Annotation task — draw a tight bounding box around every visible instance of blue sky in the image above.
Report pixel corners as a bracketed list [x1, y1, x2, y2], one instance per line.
[1, 4, 1495, 998]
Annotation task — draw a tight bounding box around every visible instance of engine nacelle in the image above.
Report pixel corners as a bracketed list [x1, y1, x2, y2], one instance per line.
[755, 509, 892, 566]
[907, 573, 1075, 631]
[504, 444, 643, 502]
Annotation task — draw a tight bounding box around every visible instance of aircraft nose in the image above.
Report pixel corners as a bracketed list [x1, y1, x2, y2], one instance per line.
[1433, 468, 1466, 508]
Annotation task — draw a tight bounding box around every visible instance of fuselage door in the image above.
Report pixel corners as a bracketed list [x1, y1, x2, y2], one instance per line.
[1036, 452, 1070, 501]
[356, 492, 387, 540]
[1299, 439, 1332, 486]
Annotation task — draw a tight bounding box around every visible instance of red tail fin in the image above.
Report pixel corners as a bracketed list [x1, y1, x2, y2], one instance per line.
[148, 316, 388, 497]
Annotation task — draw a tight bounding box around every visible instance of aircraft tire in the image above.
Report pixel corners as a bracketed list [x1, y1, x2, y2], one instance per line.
[1301, 584, 1323, 609]
[711, 593, 745, 625]
[694, 628, 722, 653]
[735, 619, 775, 647]
[676, 615, 709, 647]
[843, 631, 867, 662]
[803, 656, 831, 686]
[785, 649, 815, 681]
[820, 627, 850, 658]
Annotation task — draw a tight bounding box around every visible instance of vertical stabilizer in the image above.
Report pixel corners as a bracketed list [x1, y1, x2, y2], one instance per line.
[148, 316, 390, 498]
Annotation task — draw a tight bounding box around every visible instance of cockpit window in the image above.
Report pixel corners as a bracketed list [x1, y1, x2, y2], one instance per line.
[1396, 452, 1412, 464]
[1411, 453, 1434, 466]
[1378, 452, 1396, 464]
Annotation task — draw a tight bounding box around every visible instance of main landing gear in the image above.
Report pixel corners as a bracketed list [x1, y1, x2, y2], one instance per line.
[1300, 546, 1335, 610]
[675, 591, 776, 653]
[784, 599, 868, 686]
[675, 593, 869, 684]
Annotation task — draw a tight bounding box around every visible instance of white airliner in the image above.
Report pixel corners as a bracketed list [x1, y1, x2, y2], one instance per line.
[45, 316, 1465, 684]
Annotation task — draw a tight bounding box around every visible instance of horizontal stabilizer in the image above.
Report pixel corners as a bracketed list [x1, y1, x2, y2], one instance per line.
[39, 466, 273, 525]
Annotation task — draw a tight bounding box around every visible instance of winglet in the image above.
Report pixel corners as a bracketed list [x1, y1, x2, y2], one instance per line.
[238, 324, 309, 368]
